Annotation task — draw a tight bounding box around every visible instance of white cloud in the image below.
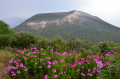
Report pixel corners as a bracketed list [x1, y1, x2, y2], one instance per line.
[77, 0, 120, 27]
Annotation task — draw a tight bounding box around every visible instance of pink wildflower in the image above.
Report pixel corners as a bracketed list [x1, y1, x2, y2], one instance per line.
[21, 51, 24, 54]
[81, 66, 84, 68]
[16, 71, 20, 74]
[9, 60, 13, 63]
[87, 62, 90, 64]
[40, 59, 42, 61]
[24, 68, 28, 71]
[96, 61, 103, 68]
[47, 57, 51, 59]
[87, 55, 91, 58]
[81, 61, 84, 64]
[93, 59, 98, 62]
[96, 68, 101, 73]
[87, 73, 92, 76]
[93, 67, 96, 70]
[75, 59, 77, 61]
[61, 71, 63, 74]
[45, 75, 49, 79]
[88, 69, 91, 72]
[92, 70, 95, 73]
[64, 64, 66, 67]
[73, 63, 77, 66]
[17, 60, 21, 62]
[78, 62, 81, 65]
[40, 48, 43, 50]
[35, 62, 37, 65]
[43, 63, 46, 65]
[81, 72, 85, 76]
[48, 61, 52, 64]
[53, 69, 56, 73]
[77, 69, 80, 71]
[63, 52, 67, 55]
[53, 60, 58, 65]
[54, 74, 58, 78]
[39, 66, 42, 68]
[47, 65, 51, 68]
[20, 63, 24, 67]
[12, 72, 16, 76]
[41, 53, 45, 55]
[69, 64, 74, 68]
[81, 58, 85, 61]
[51, 49, 53, 52]
[61, 59, 64, 62]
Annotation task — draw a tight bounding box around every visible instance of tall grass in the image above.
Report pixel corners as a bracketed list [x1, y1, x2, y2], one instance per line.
[0, 50, 15, 79]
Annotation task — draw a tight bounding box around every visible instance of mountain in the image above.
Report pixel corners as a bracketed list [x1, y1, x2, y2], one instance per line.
[14, 10, 120, 42]
[3, 17, 26, 28]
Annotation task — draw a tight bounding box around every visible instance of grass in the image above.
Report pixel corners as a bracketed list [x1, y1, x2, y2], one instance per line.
[0, 49, 15, 79]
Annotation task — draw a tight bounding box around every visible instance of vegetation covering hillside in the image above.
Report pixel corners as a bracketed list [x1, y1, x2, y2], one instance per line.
[15, 10, 120, 43]
[0, 21, 120, 79]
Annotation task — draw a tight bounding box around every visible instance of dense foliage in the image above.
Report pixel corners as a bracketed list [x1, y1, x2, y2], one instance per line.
[10, 32, 36, 48]
[0, 20, 10, 34]
[0, 21, 15, 47]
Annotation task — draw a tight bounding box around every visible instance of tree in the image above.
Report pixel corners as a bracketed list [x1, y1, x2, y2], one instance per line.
[0, 20, 9, 34]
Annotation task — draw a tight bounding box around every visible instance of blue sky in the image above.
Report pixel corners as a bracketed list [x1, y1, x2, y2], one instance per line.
[0, 0, 120, 27]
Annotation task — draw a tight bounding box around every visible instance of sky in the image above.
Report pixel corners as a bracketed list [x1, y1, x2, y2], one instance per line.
[0, 0, 120, 27]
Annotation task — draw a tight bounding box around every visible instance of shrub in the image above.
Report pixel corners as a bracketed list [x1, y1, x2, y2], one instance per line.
[10, 32, 36, 48]
[100, 51, 120, 79]
[67, 38, 82, 52]
[34, 37, 49, 50]
[0, 35, 10, 47]
[98, 41, 119, 54]
[6, 47, 110, 79]
[49, 36, 69, 52]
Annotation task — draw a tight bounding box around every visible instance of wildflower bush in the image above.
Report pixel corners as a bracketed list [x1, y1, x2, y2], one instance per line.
[98, 41, 120, 54]
[6, 47, 112, 79]
[100, 50, 120, 79]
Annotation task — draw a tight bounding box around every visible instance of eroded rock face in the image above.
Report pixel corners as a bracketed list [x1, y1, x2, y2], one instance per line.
[26, 10, 101, 30]
[27, 21, 47, 30]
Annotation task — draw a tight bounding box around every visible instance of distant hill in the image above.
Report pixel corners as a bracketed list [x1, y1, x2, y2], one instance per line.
[3, 17, 26, 28]
[14, 10, 120, 42]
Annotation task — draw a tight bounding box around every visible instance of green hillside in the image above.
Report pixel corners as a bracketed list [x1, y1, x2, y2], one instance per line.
[14, 10, 120, 43]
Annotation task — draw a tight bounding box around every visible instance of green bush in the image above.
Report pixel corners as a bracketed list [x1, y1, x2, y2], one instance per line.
[67, 39, 95, 53]
[0, 35, 10, 47]
[10, 32, 36, 48]
[49, 36, 69, 52]
[34, 37, 50, 50]
[67, 38, 82, 52]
